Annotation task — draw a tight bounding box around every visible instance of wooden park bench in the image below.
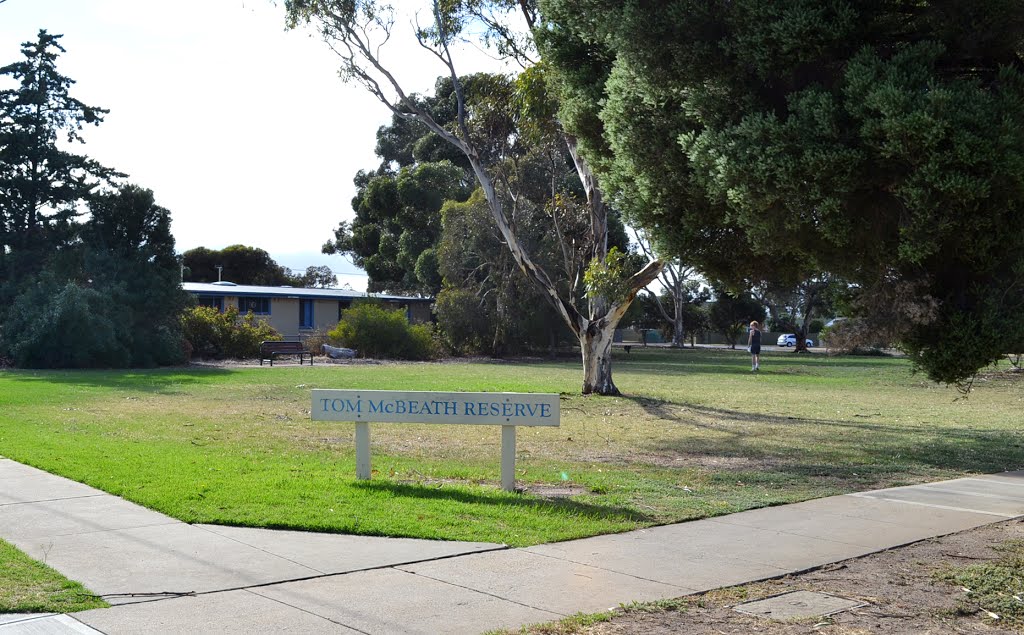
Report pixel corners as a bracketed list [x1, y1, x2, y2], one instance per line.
[259, 341, 313, 366]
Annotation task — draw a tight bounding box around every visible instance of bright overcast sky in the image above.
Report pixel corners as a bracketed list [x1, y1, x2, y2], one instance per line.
[1, 0, 509, 290]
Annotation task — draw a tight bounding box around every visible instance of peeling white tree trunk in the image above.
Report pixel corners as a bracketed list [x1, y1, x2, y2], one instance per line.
[470, 143, 663, 396]
[567, 134, 619, 394]
[581, 319, 617, 394]
[576, 273, 660, 394]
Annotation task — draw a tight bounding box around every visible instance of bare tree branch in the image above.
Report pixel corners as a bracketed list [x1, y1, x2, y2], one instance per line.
[647, 288, 674, 324]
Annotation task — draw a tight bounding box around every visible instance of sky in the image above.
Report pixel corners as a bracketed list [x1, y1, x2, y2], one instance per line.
[0, 0, 509, 291]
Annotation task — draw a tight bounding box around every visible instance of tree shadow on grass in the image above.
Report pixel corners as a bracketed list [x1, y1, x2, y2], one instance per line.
[624, 396, 1024, 477]
[616, 362, 758, 377]
[1, 366, 236, 394]
[616, 360, 905, 380]
[613, 347, 908, 372]
[353, 480, 653, 524]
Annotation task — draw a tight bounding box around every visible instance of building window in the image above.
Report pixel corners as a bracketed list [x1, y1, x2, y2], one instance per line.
[338, 300, 352, 321]
[197, 296, 224, 312]
[239, 297, 271, 315]
[300, 299, 314, 329]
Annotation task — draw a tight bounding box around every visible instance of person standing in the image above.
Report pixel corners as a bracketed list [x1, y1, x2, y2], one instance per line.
[747, 321, 762, 371]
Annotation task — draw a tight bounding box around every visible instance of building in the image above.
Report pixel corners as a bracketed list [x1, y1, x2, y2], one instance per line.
[183, 282, 432, 340]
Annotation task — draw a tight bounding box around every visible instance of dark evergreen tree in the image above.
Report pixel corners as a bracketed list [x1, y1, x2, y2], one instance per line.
[83, 185, 188, 366]
[538, 0, 1024, 384]
[0, 30, 119, 307]
[3, 185, 188, 368]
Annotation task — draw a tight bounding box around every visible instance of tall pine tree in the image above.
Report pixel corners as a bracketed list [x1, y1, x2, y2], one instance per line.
[0, 30, 118, 302]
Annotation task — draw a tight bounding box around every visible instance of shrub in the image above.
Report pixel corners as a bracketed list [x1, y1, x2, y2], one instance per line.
[822, 318, 891, 353]
[0, 264, 187, 369]
[408, 323, 442, 359]
[181, 306, 279, 359]
[301, 329, 332, 356]
[328, 301, 438, 360]
[4, 276, 131, 368]
[435, 288, 491, 354]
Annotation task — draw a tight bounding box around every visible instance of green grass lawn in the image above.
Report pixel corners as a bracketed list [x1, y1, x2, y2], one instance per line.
[0, 539, 107, 614]
[0, 348, 1020, 550]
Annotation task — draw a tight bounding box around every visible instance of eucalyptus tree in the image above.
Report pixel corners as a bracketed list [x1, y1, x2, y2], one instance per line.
[182, 245, 296, 286]
[286, 1, 662, 394]
[323, 159, 472, 295]
[295, 265, 338, 288]
[633, 230, 709, 348]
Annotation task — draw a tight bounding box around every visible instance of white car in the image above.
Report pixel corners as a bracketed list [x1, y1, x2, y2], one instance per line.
[777, 334, 814, 347]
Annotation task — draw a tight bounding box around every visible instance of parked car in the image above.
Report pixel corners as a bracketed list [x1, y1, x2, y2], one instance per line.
[777, 334, 814, 347]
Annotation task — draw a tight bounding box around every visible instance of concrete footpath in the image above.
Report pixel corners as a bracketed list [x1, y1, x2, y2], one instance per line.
[2, 457, 1024, 634]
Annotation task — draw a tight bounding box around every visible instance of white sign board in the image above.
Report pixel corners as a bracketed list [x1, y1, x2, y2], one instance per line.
[311, 390, 560, 426]
[310, 389, 559, 491]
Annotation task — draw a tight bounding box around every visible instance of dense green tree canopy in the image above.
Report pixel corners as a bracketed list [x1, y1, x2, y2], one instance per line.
[80, 185, 189, 366]
[324, 160, 471, 294]
[437, 189, 574, 355]
[295, 265, 337, 288]
[182, 245, 293, 286]
[323, 72, 563, 296]
[539, 0, 1024, 383]
[4, 184, 188, 368]
[85, 184, 177, 266]
[182, 246, 337, 288]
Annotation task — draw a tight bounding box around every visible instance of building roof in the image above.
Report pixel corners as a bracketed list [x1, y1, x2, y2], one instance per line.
[182, 282, 431, 303]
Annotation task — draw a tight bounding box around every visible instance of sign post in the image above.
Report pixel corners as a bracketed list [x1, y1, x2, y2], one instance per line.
[501, 425, 516, 491]
[354, 421, 371, 480]
[311, 389, 560, 491]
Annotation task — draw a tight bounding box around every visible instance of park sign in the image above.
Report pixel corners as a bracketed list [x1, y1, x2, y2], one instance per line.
[312, 389, 559, 425]
[311, 389, 560, 491]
